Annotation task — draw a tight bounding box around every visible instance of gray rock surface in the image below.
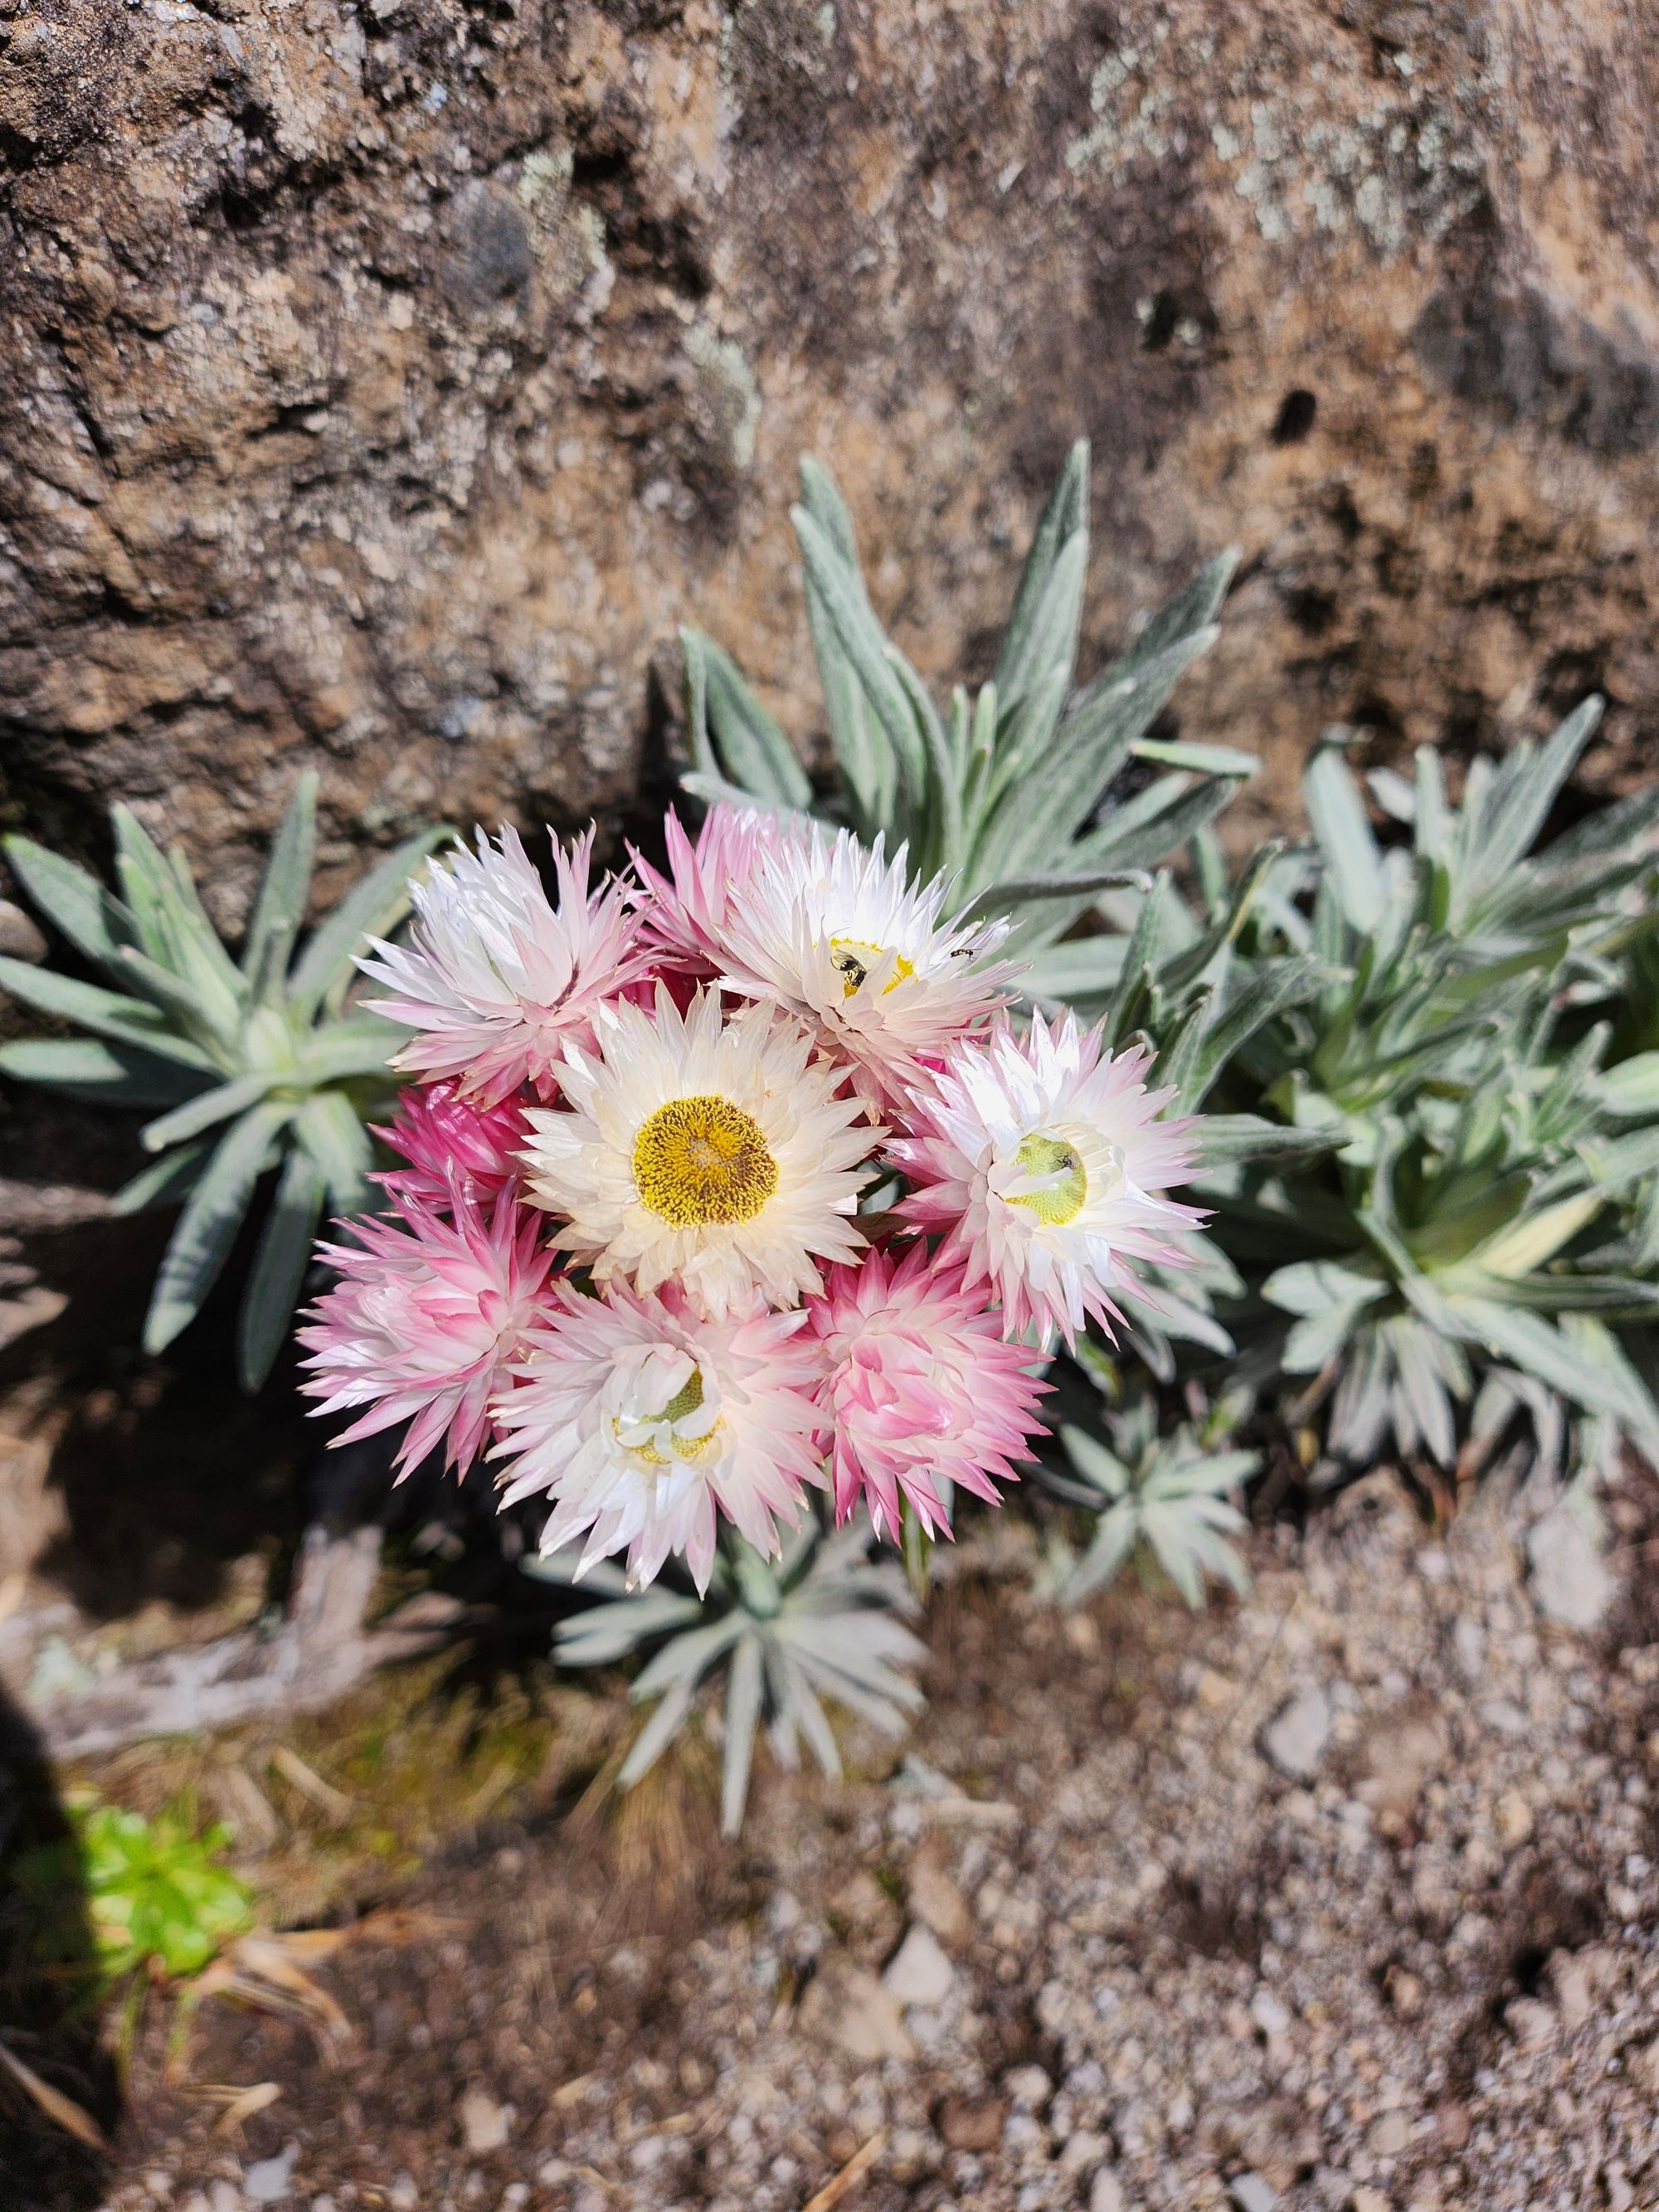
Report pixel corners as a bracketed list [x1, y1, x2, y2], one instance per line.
[5, 0, 1659, 925]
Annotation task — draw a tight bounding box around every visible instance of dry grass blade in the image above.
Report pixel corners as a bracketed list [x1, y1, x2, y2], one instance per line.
[192, 1933, 353, 2055]
[271, 1908, 461, 1962]
[270, 1746, 353, 1823]
[207, 2080, 282, 2135]
[803, 2129, 887, 2211]
[0, 2039, 109, 2153]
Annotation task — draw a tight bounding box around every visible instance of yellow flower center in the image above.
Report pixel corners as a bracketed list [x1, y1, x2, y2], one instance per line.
[1008, 1132, 1088, 1227]
[830, 937, 915, 999]
[632, 1094, 778, 1226]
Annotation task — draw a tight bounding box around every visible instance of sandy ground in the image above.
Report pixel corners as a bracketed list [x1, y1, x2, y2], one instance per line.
[12, 1461, 1659, 2212]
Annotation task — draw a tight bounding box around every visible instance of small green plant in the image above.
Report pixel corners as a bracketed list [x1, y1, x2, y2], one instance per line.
[679, 439, 1253, 958]
[17, 1794, 253, 1995]
[531, 1520, 926, 1837]
[0, 779, 445, 1384]
[1048, 1405, 1258, 1610]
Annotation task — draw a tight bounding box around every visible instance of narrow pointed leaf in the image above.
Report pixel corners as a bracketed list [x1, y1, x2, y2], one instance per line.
[238, 1145, 327, 1390]
[143, 1101, 292, 1353]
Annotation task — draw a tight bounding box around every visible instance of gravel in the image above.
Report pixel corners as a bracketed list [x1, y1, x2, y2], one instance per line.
[81, 1467, 1659, 2212]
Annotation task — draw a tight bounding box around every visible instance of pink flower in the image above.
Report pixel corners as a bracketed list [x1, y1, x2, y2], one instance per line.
[494, 1280, 826, 1592]
[630, 805, 807, 977]
[375, 1082, 528, 1208]
[805, 1242, 1049, 1542]
[360, 825, 653, 1106]
[299, 1184, 557, 1477]
[893, 1012, 1204, 1347]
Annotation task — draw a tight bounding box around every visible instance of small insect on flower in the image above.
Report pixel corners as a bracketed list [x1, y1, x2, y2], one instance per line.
[494, 1281, 827, 1592]
[374, 1081, 529, 1208]
[359, 825, 651, 1106]
[299, 1181, 557, 1476]
[894, 1010, 1204, 1347]
[808, 1242, 1050, 1542]
[519, 984, 877, 1316]
[630, 805, 808, 977]
[715, 822, 1016, 1103]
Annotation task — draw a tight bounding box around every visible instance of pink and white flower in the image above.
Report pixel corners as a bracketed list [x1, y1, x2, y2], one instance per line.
[893, 1011, 1204, 1347]
[299, 1183, 557, 1476]
[806, 1242, 1049, 1541]
[360, 825, 650, 1106]
[493, 1281, 826, 1591]
[630, 805, 806, 977]
[375, 1081, 528, 1208]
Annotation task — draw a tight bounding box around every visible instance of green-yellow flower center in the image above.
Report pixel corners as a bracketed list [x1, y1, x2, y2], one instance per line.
[830, 937, 915, 999]
[1008, 1132, 1088, 1227]
[633, 1094, 778, 1226]
[613, 1365, 721, 1466]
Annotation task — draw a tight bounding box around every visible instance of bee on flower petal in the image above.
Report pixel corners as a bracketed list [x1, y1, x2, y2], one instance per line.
[714, 821, 1017, 1106]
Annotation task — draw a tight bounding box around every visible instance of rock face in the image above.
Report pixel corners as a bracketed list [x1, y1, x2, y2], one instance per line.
[3, 0, 1659, 918]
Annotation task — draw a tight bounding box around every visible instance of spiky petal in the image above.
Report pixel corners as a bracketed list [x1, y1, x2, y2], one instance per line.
[359, 826, 651, 1106]
[893, 1010, 1204, 1348]
[714, 820, 1017, 1103]
[806, 1242, 1049, 1542]
[630, 805, 809, 977]
[374, 1081, 529, 1208]
[299, 1181, 557, 1476]
[494, 1281, 827, 1592]
[520, 983, 877, 1318]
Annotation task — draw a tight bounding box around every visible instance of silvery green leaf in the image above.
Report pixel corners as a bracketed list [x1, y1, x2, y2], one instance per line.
[0, 1036, 203, 1108]
[617, 1677, 699, 1789]
[1304, 741, 1384, 931]
[242, 774, 317, 998]
[113, 1140, 210, 1216]
[1107, 546, 1238, 680]
[792, 506, 926, 801]
[142, 1072, 277, 1155]
[239, 1145, 327, 1390]
[1262, 1257, 1388, 1318]
[697, 634, 814, 811]
[1, 836, 132, 972]
[1464, 697, 1601, 900]
[0, 955, 219, 1071]
[722, 1636, 765, 1836]
[299, 1014, 401, 1087]
[1132, 737, 1256, 779]
[293, 1089, 372, 1209]
[1192, 1115, 1344, 1169]
[144, 1099, 293, 1354]
[288, 826, 450, 1018]
[995, 438, 1088, 707]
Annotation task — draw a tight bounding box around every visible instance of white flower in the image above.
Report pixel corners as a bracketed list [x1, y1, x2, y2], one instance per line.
[360, 825, 649, 1105]
[493, 1281, 826, 1590]
[894, 1010, 1204, 1346]
[714, 822, 1015, 1102]
[520, 984, 877, 1315]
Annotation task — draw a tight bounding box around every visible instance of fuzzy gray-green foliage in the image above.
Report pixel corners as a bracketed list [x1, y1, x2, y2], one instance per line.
[1159, 709, 1659, 1486]
[0, 779, 445, 1386]
[528, 1520, 925, 1837]
[679, 439, 1253, 959]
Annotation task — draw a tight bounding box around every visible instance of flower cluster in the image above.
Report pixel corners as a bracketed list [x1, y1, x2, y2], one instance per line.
[299, 811, 1202, 1589]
